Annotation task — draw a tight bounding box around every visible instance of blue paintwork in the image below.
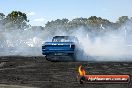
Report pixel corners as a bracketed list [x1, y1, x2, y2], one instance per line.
[44, 42, 74, 45]
[42, 42, 75, 55]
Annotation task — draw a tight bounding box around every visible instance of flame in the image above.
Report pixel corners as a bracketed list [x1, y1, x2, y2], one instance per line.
[78, 65, 86, 76]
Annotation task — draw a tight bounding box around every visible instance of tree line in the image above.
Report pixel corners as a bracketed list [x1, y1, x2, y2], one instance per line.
[0, 11, 132, 33]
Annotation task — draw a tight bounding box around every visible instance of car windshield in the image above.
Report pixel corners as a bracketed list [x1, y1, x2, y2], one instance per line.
[52, 36, 78, 42]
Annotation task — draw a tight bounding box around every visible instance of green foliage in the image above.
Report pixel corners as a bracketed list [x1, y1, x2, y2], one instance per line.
[87, 16, 111, 26]
[6, 11, 28, 23]
[0, 11, 132, 33]
[68, 18, 87, 28]
[4, 11, 28, 29]
[45, 18, 69, 32]
[0, 13, 5, 29]
[117, 16, 129, 24]
[0, 13, 5, 20]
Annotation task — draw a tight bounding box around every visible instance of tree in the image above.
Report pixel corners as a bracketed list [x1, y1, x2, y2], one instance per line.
[45, 18, 69, 29]
[88, 16, 111, 25]
[117, 16, 129, 24]
[4, 11, 29, 29]
[69, 18, 87, 26]
[0, 13, 5, 20]
[0, 13, 5, 29]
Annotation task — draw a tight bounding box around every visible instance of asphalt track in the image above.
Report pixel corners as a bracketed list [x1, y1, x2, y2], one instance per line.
[0, 56, 131, 88]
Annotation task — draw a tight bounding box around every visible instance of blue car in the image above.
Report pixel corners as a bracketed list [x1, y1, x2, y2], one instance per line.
[42, 36, 78, 61]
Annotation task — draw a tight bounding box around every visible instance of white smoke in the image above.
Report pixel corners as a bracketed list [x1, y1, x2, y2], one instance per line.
[0, 27, 49, 56]
[71, 24, 132, 61]
[0, 20, 132, 61]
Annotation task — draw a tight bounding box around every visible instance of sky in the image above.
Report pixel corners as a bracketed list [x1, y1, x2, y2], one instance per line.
[0, 0, 132, 26]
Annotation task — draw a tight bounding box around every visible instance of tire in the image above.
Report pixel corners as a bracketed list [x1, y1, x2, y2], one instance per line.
[68, 53, 75, 61]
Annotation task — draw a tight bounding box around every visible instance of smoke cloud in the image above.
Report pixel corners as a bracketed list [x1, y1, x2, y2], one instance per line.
[73, 27, 132, 61]
[0, 20, 132, 61]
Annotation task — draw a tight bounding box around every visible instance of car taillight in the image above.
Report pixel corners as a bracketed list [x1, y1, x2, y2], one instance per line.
[71, 45, 75, 49]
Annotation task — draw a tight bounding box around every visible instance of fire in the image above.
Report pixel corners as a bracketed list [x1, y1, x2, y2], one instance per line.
[78, 65, 86, 76]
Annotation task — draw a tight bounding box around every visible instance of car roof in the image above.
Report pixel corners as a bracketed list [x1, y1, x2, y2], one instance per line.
[53, 36, 76, 38]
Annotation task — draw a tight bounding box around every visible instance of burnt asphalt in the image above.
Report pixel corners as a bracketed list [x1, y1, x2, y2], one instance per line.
[0, 56, 131, 88]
